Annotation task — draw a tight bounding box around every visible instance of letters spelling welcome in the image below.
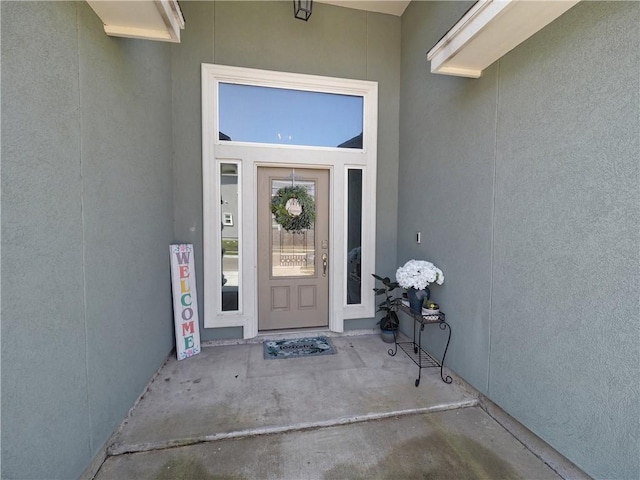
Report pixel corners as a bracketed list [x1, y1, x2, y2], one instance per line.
[175, 250, 196, 351]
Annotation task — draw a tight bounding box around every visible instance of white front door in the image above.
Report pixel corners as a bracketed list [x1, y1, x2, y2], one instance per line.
[257, 167, 330, 330]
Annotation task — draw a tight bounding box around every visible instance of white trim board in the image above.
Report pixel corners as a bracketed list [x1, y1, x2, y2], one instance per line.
[86, 0, 185, 43]
[427, 0, 581, 78]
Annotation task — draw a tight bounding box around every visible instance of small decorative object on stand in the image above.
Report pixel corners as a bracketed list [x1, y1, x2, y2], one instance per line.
[396, 259, 444, 314]
[407, 287, 430, 314]
[423, 301, 440, 315]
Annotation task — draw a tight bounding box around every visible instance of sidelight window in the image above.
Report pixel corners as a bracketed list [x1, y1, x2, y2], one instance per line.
[346, 168, 363, 305]
[220, 162, 240, 312]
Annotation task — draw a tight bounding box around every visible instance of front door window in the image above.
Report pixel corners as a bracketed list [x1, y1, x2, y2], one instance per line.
[269, 178, 317, 278]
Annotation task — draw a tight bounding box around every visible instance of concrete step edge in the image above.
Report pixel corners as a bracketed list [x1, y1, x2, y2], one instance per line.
[107, 398, 479, 456]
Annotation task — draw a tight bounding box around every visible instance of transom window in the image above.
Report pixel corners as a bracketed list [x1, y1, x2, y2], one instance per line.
[218, 83, 363, 149]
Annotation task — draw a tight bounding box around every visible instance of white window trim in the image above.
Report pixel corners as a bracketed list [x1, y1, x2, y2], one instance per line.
[202, 64, 377, 338]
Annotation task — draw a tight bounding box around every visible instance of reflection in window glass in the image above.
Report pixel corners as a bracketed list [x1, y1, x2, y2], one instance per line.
[271, 179, 316, 277]
[347, 169, 363, 305]
[221, 163, 239, 311]
[219, 83, 363, 149]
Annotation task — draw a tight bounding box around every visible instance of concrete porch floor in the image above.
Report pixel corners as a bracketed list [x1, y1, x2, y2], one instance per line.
[93, 334, 586, 479]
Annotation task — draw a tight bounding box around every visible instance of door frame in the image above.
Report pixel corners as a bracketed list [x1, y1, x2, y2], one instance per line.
[202, 64, 378, 338]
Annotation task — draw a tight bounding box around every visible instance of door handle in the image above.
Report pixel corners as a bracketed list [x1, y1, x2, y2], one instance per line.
[322, 253, 328, 277]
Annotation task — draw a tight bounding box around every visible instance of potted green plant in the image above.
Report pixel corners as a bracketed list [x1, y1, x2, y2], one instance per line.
[372, 274, 400, 343]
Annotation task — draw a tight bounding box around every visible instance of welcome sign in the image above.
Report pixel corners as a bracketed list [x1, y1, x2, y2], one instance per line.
[170, 244, 201, 360]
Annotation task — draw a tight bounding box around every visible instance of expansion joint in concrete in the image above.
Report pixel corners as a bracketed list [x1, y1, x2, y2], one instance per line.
[107, 399, 479, 457]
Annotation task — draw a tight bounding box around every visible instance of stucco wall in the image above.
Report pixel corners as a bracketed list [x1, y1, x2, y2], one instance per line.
[172, 1, 401, 340]
[5, 1, 636, 478]
[399, 1, 639, 478]
[1, 2, 175, 478]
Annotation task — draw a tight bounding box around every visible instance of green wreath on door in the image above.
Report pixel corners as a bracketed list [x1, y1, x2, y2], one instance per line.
[270, 185, 316, 233]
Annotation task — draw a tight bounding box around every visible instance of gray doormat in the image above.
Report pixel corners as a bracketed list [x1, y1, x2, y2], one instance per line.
[263, 336, 336, 359]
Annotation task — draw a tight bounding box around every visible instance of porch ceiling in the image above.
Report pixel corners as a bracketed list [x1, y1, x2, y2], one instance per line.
[316, 0, 411, 16]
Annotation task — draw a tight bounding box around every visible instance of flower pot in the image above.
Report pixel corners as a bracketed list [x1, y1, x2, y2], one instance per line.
[407, 287, 430, 314]
[381, 328, 396, 343]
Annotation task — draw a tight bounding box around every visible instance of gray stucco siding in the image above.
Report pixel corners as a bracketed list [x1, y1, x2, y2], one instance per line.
[3, 1, 637, 478]
[1, 2, 175, 477]
[399, 1, 639, 478]
[1, 2, 91, 477]
[490, 2, 639, 477]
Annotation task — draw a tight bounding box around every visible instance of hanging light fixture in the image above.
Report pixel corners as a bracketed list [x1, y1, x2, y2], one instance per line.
[293, 0, 312, 21]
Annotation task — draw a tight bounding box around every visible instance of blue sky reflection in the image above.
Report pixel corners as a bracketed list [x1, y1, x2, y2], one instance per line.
[219, 83, 363, 148]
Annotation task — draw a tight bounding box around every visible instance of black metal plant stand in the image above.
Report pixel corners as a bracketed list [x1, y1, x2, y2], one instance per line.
[388, 299, 452, 387]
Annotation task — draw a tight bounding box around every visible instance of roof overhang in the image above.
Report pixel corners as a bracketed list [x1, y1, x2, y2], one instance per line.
[316, 0, 410, 16]
[427, 0, 581, 78]
[86, 0, 185, 43]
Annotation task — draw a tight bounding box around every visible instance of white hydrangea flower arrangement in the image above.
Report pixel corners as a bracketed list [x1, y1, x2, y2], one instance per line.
[395, 259, 444, 290]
